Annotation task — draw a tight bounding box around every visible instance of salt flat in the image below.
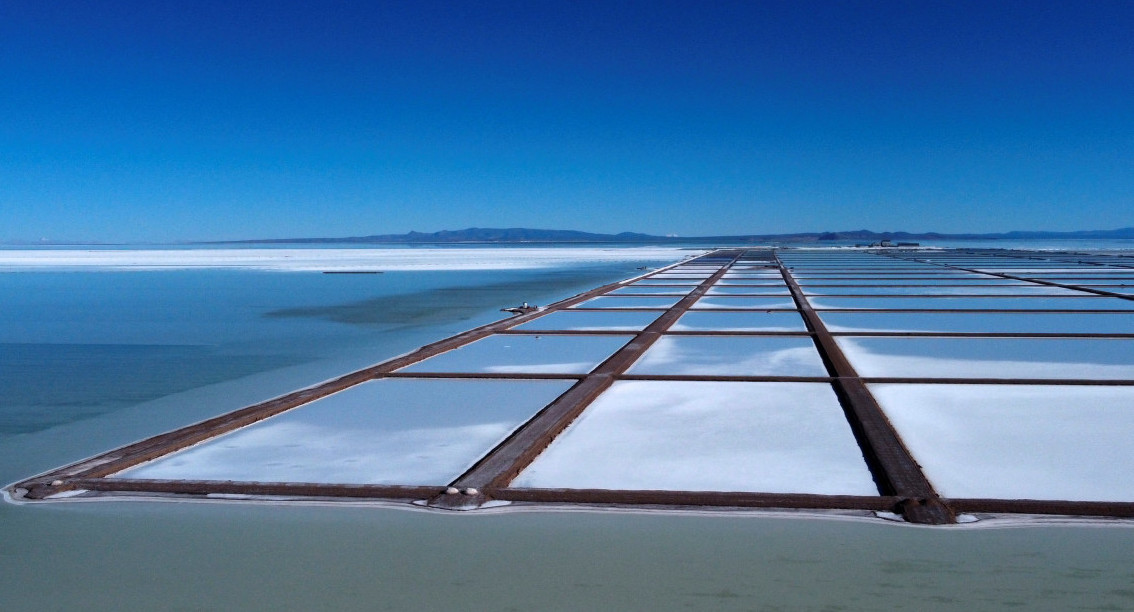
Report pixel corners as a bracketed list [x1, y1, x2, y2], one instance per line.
[0, 247, 700, 271]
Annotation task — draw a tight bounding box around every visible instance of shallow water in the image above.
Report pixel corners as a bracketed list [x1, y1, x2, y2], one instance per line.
[4, 247, 1134, 610]
[5, 501, 1134, 611]
[0, 265, 644, 439]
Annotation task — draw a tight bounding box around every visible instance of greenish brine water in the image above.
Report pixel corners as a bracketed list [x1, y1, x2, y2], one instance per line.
[3, 247, 1134, 611]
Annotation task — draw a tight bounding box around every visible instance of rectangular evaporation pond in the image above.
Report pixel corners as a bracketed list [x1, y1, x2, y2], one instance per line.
[720, 278, 786, 284]
[706, 286, 790, 295]
[794, 279, 1029, 286]
[789, 270, 992, 275]
[729, 266, 780, 272]
[514, 310, 663, 331]
[1011, 273, 1129, 279]
[837, 337, 1134, 380]
[870, 384, 1134, 501]
[399, 334, 633, 374]
[793, 271, 944, 275]
[1083, 286, 1134, 295]
[807, 297, 1134, 311]
[803, 285, 1079, 296]
[820, 312, 1134, 334]
[114, 378, 576, 486]
[973, 268, 1130, 275]
[691, 296, 798, 310]
[713, 280, 790, 287]
[511, 381, 878, 495]
[1031, 274, 1134, 279]
[632, 278, 704, 286]
[670, 311, 808, 332]
[722, 272, 784, 279]
[647, 275, 713, 282]
[662, 269, 718, 275]
[570, 295, 680, 309]
[790, 271, 1013, 276]
[626, 335, 828, 377]
[608, 285, 693, 296]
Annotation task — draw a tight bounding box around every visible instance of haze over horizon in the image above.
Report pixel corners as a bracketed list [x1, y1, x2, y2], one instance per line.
[2, 1, 1131, 243]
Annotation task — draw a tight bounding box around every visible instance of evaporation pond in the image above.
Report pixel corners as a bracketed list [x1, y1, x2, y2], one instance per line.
[819, 312, 1134, 334]
[837, 337, 1134, 380]
[571, 295, 680, 309]
[115, 378, 575, 485]
[692, 296, 797, 309]
[871, 384, 1134, 501]
[808, 297, 1134, 310]
[626, 336, 827, 376]
[513, 381, 877, 495]
[514, 310, 662, 331]
[671, 311, 807, 332]
[795, 278, 1031, 286]
[705, 285, 790, 295]
[400, 334, 632, 374]
[803, 285, 1078, 296]
[608, 285, 692, 295]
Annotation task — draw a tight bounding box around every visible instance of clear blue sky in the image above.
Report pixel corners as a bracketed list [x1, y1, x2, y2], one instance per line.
[2, 1, 1131, 243]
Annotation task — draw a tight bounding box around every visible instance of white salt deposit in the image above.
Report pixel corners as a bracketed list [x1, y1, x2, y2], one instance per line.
[837, 337, 1134, 380]
[513, 381, 878, 495]
[571, 296, 681, 309]
[670, 311, 808, 332]
[819, 312, 1134, 334]
[0, 247, 700, 272]
[691, 296, 798, 309]
[870, 384, 1134, 501]
[515, 310, 663, 331]
[400, 334, 631, 374]
[626, 336, 828, 377]
[116, 378, 574, 485]
[706, 286, 791, 295]
[807, 297, 1134, 310]
[802, 286, 1078, 296]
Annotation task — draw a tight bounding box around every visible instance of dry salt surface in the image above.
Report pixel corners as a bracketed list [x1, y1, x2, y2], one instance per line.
[870, 384, 1134, 501]
[0, 247, 700, 272]
[513, 381, 878, 495]
[116, 378, 575, 485]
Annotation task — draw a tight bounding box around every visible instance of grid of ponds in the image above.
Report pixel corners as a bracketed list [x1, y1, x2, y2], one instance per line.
[11, 248, 1134, 525]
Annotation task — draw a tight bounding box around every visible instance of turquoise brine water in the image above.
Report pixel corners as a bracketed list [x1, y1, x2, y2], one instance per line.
[0, 262, 663, 477]
[3, 248, 1134, 611]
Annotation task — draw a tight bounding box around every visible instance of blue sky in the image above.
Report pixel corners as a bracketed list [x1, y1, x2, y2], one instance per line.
[1, 1, 1131, 242]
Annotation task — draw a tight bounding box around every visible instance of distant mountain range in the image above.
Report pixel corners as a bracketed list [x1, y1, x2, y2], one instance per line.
[207, 226, 1134, 245]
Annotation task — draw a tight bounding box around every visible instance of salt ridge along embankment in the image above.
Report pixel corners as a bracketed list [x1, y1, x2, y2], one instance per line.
[0, 247, 700, 272]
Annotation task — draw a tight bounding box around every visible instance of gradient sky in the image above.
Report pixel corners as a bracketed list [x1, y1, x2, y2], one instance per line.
[2, 1, 1131, 243]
